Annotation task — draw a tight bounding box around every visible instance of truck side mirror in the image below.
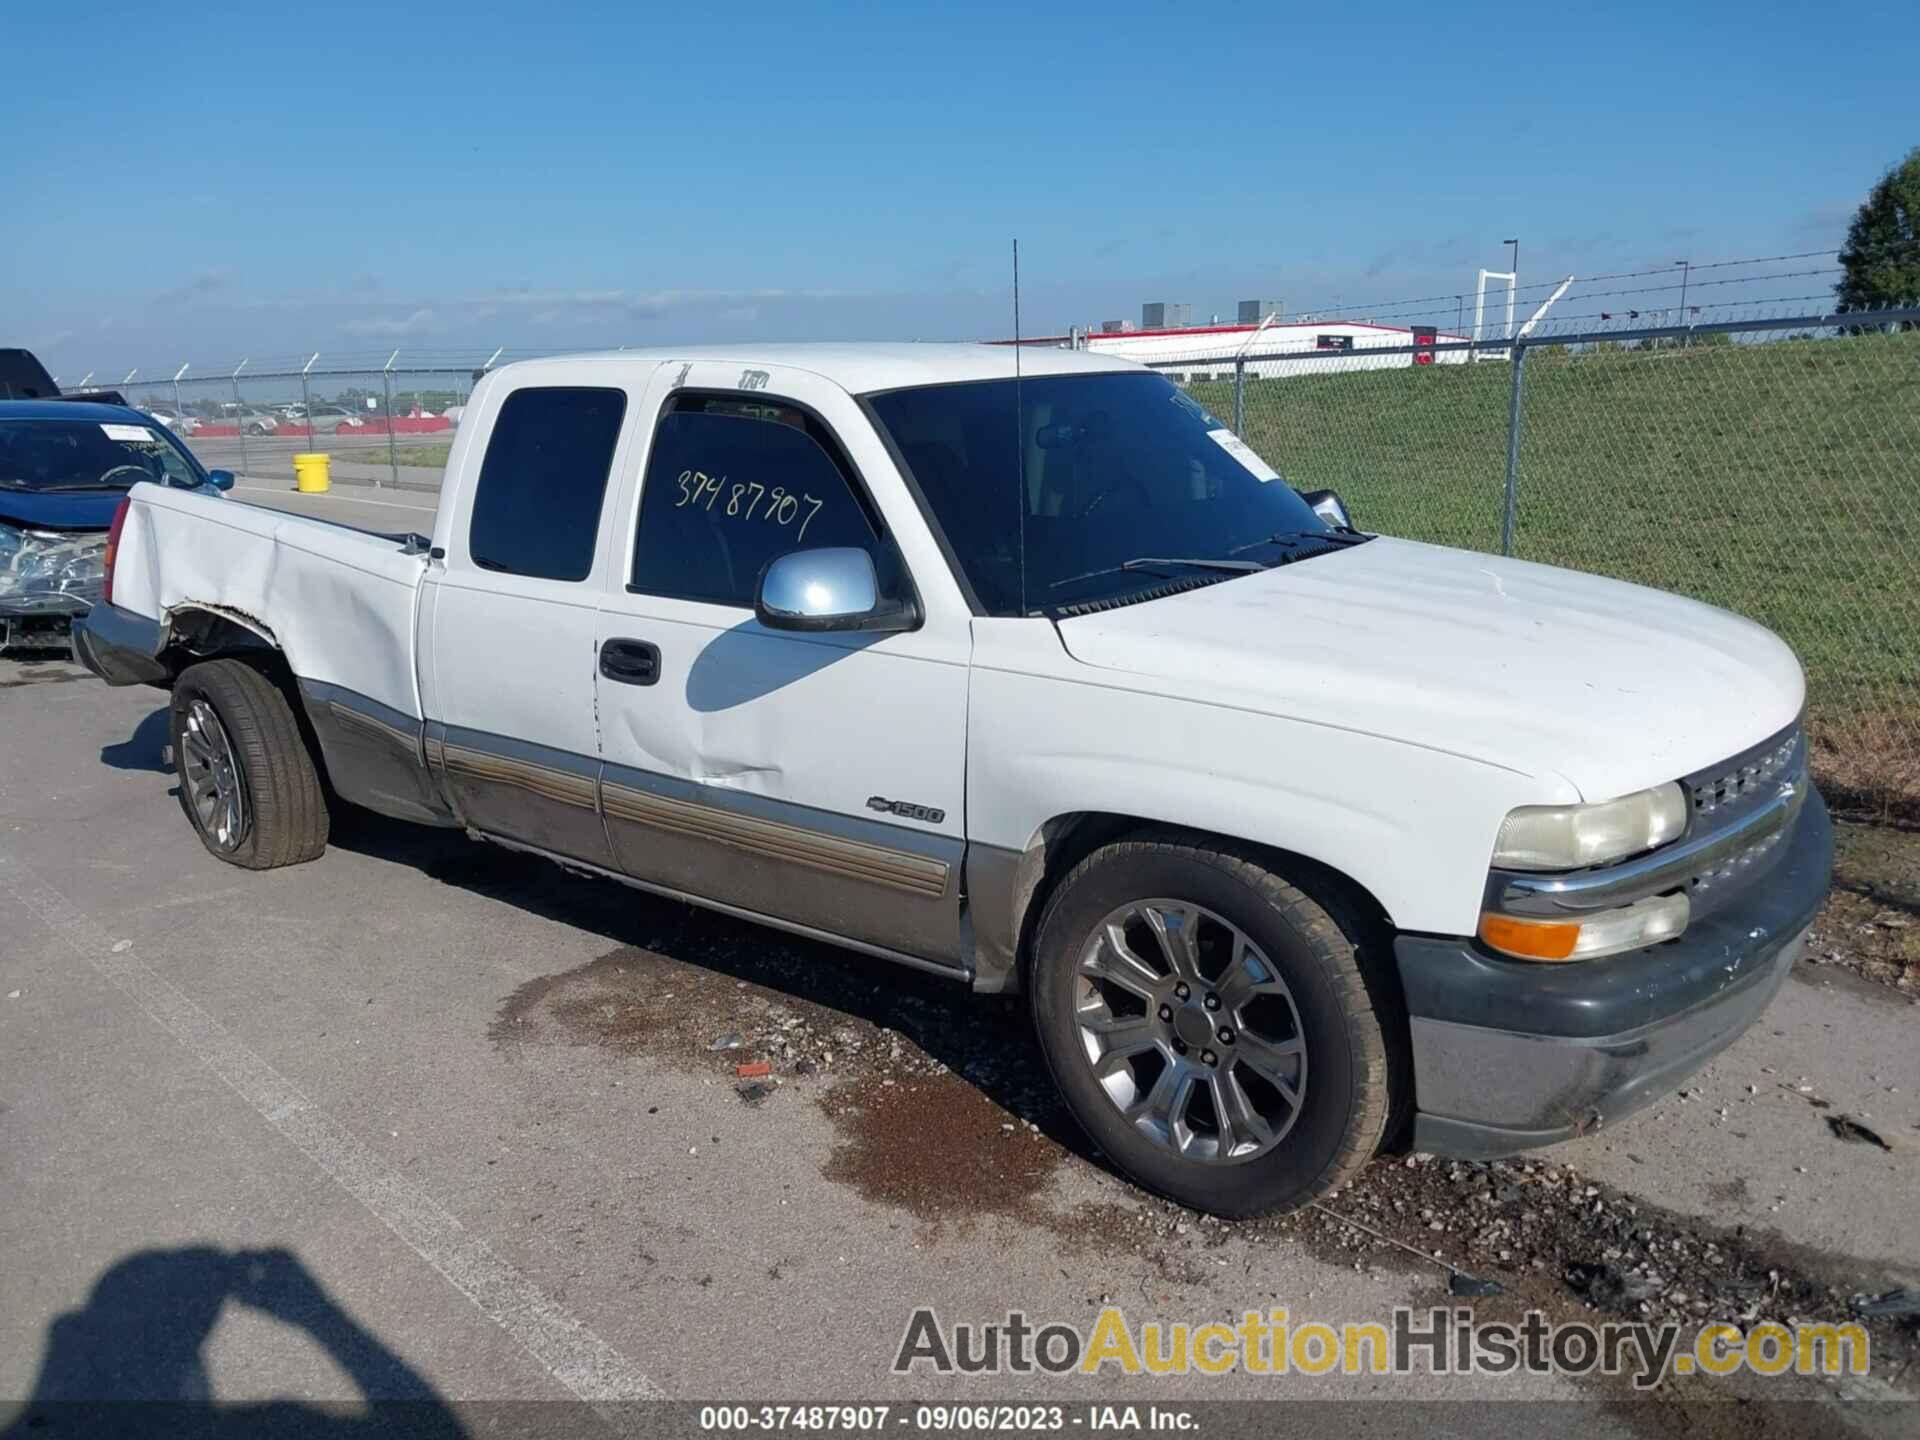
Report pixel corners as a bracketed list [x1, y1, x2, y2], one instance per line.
[1298, 488, 1353, 530]
[755, 548, 916, 634]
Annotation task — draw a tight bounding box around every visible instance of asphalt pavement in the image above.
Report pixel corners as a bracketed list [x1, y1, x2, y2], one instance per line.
[0, 644, 1915, 1432]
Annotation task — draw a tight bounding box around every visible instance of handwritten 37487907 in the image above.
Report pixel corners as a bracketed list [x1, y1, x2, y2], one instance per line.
[674, 469, 825, 543]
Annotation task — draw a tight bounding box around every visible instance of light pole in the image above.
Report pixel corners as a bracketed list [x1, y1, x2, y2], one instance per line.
[1504, 238, 1519, 280]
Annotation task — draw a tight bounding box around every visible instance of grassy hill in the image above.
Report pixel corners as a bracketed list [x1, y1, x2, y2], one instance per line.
[1188, 329, 1920, 809]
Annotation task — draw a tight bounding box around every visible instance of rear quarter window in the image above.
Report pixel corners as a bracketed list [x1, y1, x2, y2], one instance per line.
[468, 387, 627, 581]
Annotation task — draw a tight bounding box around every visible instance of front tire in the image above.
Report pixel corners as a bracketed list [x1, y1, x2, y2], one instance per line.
[1031, 834, 1400, 1217]
[170, 659, 329, 869]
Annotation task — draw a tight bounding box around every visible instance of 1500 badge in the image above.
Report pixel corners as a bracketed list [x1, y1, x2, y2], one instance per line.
[868, 796, 945, 825]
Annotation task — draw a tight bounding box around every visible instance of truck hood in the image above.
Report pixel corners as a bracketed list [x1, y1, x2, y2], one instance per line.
[1053, 536, 1804, 801]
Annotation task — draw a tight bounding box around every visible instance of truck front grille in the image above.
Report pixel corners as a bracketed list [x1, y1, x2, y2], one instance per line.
[1688, 723, 1803, 824]
[1679, 721, 1806, 917]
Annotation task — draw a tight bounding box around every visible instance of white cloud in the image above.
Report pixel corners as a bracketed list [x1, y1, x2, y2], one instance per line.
[342, 307, 437, 338]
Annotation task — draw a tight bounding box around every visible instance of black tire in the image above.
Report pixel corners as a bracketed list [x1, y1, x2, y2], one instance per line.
[1031, 833, 1401, 1217]
[170, 659, 329, 869]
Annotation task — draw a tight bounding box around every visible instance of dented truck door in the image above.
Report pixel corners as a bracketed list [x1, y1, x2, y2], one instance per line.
[418, 366, 650, 866]
[590, 361, 971, 971]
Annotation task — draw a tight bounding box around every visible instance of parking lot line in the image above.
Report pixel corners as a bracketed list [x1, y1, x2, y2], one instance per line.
[0, 856, 666, 1406]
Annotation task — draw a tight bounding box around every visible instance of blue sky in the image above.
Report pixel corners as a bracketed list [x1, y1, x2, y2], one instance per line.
[3, 0, 1911, 376]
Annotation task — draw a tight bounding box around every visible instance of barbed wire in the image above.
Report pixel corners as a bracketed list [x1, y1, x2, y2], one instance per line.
[55, 247, 1920, 383]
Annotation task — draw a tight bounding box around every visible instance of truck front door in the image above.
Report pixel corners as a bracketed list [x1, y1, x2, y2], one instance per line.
[590, 362, 971, 970]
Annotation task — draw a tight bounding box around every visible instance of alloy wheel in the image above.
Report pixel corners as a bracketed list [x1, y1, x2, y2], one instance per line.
[1074, 899, 1306, 1163]
[180, 698, 249, 852]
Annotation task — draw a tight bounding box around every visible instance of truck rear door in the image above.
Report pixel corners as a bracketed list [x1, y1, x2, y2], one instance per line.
[417, 364, 659, 865]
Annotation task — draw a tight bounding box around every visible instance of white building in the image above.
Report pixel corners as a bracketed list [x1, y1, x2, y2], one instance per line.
[1075, 317, 1473, 381]
[1004, 308, 1476, 381]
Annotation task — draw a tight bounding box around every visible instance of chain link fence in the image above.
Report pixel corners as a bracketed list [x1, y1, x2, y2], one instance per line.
[1153, 308, 1920, 817]
[70, 313, 1920, 812]
[112, 361, 478, 492]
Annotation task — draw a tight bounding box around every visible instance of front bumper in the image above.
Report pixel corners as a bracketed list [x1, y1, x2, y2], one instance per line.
[0, 610, 85, 650]
[70, 602, 172, 687]
[1397, 788, 1832, 1157]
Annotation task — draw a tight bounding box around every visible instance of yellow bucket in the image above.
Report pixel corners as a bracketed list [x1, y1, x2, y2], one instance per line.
[293, 452, 331, 493]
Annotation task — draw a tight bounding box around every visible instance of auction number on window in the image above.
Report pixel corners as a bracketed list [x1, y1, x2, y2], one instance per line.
[675, 469, 824, 542]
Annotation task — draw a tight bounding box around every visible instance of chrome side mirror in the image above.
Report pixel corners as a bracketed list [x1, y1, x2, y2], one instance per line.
[1298, 487, 1353, 530]
[755, 548, 916, 634]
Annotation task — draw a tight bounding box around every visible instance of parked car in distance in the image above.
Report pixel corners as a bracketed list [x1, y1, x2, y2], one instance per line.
[306, 405, 367, 433]
[72, 344, 1832, 1217]
[0, 400, 232, 650]
[240, 410, 280, 436]
[141, 408, 198, 435]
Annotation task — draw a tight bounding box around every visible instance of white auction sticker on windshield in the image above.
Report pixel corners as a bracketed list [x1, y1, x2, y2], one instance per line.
[100, 423, 155, 443]
[1207, 427, 1280, 481]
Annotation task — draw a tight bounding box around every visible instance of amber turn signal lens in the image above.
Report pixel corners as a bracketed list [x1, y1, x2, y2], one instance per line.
[1479, 912, 1582, 961]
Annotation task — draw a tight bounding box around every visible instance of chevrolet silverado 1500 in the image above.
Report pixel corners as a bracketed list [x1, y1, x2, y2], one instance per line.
[73, 344, 1831, 1216]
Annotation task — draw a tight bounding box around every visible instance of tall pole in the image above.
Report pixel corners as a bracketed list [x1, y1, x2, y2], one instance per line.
[1501, 346, 1528, 557]
[300, 353, 319, 446]
[382, 350, 399, 489]
[1503, 239, 1520, 342]
[232, 359, 249, 477]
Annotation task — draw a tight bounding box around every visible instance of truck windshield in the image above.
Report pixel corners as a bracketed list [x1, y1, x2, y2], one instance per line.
[866, 371, 1340, 615]
[0, 418, 208, 492]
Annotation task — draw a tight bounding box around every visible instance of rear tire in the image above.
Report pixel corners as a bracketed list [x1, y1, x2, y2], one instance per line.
[1031, 834, 1399, 1217]
[170, 659, 329, 869]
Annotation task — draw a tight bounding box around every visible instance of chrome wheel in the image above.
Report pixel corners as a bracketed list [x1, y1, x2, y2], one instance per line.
[180, 698, 248, 852]
[1075, 900, 1306, 1163]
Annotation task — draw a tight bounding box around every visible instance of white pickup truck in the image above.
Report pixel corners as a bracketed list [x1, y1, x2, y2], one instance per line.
[74, 344, 1831, 1216]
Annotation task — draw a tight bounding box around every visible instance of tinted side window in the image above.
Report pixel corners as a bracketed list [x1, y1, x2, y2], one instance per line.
[630, 400, 887, 607]
[468, 387, 626, 581]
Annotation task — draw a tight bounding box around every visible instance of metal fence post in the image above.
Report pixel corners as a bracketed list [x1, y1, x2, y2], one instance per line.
[172, 362, 188, 425]
[382, 350, 398, 489]
[1232, 359, 1246, 435]
[232, 359, 249, 478]
[1501, 343, 1528, 557]
[300, 353, 318, 446]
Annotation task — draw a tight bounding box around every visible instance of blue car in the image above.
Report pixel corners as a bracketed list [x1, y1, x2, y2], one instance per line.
[0, 399, 233, 651]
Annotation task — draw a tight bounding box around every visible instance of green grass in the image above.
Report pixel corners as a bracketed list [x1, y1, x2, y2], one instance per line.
[327, 442, 452, 469]
[1188, 330, 1920, 806]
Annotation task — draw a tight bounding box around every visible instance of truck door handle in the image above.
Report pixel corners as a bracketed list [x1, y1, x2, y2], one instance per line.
[599, 638, 661, 687]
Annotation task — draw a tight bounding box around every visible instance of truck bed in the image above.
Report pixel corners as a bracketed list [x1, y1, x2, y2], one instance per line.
[109, 482, 429, 722]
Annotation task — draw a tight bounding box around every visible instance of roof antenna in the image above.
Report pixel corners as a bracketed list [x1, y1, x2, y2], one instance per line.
[1013, 238, 1027, 617]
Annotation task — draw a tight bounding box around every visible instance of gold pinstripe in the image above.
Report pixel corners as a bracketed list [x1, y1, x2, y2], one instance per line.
[602, 780, 950, 899]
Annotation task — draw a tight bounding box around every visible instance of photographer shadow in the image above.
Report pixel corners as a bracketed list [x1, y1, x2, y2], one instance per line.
[2, 1245, 464, 1439]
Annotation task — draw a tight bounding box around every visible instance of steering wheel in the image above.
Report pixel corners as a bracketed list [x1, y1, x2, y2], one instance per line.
[1077, 477, 1150, 518]
[99, 463, 153, 487]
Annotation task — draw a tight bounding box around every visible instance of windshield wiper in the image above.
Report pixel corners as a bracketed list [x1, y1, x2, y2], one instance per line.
[1050, 556, 1265, 590]
[1226, 528, 1371, 559]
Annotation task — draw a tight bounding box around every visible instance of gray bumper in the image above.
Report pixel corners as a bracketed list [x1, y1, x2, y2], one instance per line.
[1399, 789, 1832, 1157]
[70, 603, 172, 687]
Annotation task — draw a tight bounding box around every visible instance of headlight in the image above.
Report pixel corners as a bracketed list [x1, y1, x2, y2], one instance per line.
[0, 525, 109, 612]
[1492, 783, 1688, 871]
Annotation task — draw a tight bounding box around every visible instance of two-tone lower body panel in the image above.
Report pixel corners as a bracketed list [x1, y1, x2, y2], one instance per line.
[304, 686, 967, 976]
[600, 764, 963, 964]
